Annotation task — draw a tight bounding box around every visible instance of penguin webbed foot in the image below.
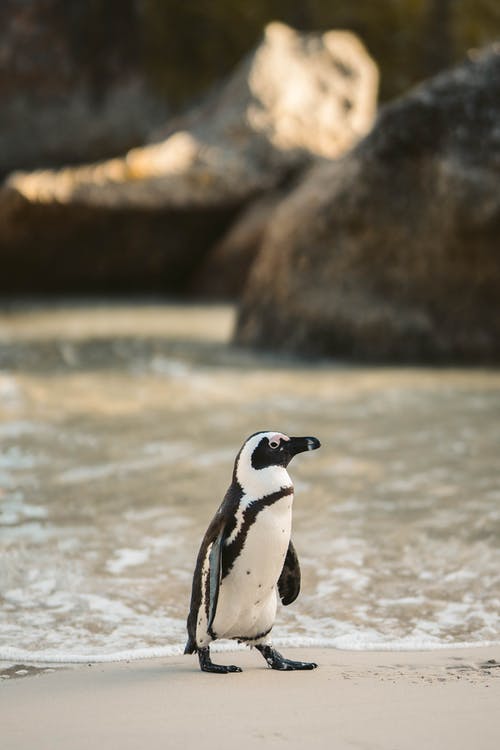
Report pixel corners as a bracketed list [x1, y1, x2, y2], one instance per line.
[198, 647, 242, 674]
[256, 644, 317, 671]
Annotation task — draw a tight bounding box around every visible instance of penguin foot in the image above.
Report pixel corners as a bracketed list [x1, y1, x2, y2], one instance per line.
[198, 647, 242, 674]
[256, 644, 318, 671]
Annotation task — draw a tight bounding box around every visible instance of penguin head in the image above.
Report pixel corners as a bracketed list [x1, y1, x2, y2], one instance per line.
[248, 432, 321, 470]
[234, 431, 321, 497]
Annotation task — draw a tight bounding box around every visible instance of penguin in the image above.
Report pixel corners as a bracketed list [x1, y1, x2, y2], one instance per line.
[185, 430, 321, 673]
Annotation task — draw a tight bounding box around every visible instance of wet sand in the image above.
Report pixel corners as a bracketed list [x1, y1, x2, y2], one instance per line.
[2, 647, 499, 750]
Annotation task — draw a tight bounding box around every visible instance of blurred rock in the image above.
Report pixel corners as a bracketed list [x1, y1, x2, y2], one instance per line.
[190, 190, 287, 299]
[235, 46, 500, 362]
[120, 1, 500, 108]
[3, 0, 500, 183]
[0, 0, 168, 177]
[0, 22, 377, 293]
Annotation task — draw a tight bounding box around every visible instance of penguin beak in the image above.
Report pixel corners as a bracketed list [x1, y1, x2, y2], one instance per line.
[287, 436, 321, 456]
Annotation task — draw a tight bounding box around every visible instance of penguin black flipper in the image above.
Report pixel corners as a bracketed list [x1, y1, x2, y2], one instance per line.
[185, 480, 243, 655]
[185, 512, 226, 654]
[207, 527, 224, 631]
[277, 539, 301, 606]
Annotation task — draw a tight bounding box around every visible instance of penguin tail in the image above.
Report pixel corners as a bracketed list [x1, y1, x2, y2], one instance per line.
[184, 636, 196, 654]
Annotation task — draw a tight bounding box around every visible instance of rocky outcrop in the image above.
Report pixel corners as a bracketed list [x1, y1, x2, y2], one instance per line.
[0, 0, 168, 177]
[0, 22, 377, 293]
[235, 46, 500, 363]
[190, 190, 287, 298]
[3, 0, 500, 181]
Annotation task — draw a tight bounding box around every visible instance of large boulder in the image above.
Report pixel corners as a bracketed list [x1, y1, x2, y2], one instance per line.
[190, 189, 287, 298]
[3, 0, 500, 180]
[0, 0, 168, 177]
[235, 46, 500, 363]
[0, 22, 377, 293]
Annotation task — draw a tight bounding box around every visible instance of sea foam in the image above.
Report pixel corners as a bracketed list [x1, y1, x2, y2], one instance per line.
[2, 637, 500, 665]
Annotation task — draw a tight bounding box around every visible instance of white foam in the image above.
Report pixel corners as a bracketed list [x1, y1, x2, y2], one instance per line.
[1, 636, 500, 665]
[0, 645, 184, 664]
[0, 447, 44, 470]
[106, 548, 150, 575]
[274, 635, 500, 651]
[0, 497, 48, 525]
[0, 421, 46, 438]
[149, 356, 190, 378]
[58, 442, 191, 484]
[0, 375, 22, 407]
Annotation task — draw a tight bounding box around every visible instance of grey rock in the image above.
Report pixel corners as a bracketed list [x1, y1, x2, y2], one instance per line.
[0, 23, 377, 293]
[235, 46, 500, 362]
[190, 189, 287, 298]
[0, 0, 168, 177]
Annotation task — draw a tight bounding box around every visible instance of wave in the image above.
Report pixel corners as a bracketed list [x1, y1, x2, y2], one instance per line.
[2, 637, 500, 664]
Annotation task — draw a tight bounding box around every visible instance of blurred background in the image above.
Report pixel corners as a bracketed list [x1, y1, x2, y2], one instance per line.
[0, 0, 499, 359]
[2, 0, 500, 176]
[0, 1, 499, 666]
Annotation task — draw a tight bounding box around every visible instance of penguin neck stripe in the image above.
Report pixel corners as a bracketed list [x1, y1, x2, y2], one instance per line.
[244, 485, 293, 510]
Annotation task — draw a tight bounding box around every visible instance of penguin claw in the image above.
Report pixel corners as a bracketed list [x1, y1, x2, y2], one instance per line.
[201, 663, 243, 674]
[197, 647, 242, 674]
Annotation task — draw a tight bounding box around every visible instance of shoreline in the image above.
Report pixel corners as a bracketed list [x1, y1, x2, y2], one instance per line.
[2, 637, 500, 665]
[2, 647, 499, 750]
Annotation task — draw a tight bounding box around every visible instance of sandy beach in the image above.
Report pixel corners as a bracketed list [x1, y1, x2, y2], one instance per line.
[2, 646, 499, 750]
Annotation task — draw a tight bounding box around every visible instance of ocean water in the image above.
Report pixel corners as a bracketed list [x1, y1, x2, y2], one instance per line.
[0, 302, 499, 663]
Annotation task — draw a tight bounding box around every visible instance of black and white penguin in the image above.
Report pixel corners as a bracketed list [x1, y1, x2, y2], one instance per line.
[185, 430, 321, 673]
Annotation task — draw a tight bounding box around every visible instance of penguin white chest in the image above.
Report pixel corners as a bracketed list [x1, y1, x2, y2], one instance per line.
[212, 495, 293, 640]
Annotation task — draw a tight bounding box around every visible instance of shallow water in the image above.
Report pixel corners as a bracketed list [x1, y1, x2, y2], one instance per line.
[0, 302, 499, 661]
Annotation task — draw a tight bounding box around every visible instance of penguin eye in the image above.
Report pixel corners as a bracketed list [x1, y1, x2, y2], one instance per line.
[269, 440, 280, 450]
